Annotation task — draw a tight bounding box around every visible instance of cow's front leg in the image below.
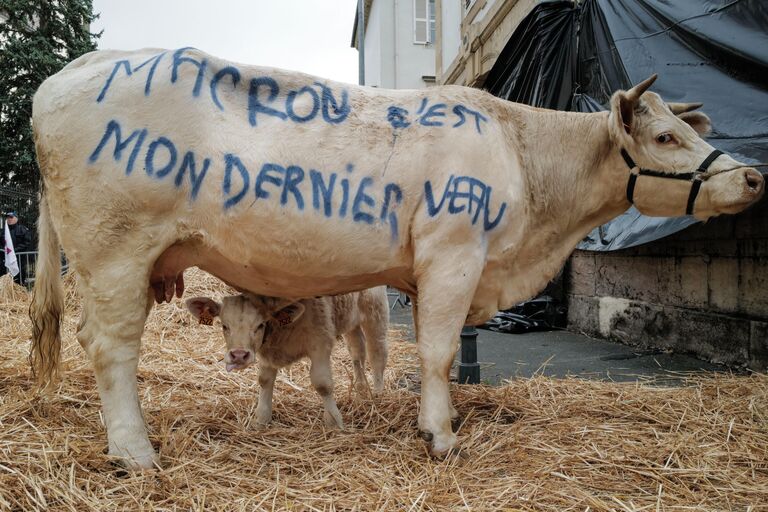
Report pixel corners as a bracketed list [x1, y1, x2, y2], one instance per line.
[78, 288, 156, 469]
[254, 364, 277, 426]
[414, 263, 481, 456]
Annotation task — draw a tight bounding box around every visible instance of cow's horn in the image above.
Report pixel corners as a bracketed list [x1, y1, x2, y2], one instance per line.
[626, 74, 658, 102]
[667, 102, 703, 115]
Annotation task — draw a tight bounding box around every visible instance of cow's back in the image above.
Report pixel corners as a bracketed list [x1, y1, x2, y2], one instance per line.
[33, 48, 512, 298]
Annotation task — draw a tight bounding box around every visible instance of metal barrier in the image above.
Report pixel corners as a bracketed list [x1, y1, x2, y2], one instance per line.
[4, 251, 68, 289]
[387, 287, 408, 310]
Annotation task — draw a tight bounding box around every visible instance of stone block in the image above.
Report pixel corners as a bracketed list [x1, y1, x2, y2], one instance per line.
[595, 298, 750, 366]
[738, 258, 768, 317]
[669, 256, 708, 309]
[749, 321, 768, 372]
[595, 256, 663, 303]
[568, 252, 595, 296]
[566, 294, 600, 337]
[707, 257, 738, 313]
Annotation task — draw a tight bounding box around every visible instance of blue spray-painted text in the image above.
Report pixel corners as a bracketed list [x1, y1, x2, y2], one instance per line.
[424, 175, 507, 231]
[97, 48, 351, 127]
[87, 119, 403, 240]
[387, 99, 489, 134]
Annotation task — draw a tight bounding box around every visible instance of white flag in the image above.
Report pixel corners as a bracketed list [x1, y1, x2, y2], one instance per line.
[4, 222, 19, 277]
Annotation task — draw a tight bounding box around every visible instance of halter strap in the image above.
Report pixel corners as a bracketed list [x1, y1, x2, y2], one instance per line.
[624, 148, 725, 215]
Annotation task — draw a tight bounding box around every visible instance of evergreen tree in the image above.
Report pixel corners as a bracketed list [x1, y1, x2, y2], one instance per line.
[0, 0, 100, 192]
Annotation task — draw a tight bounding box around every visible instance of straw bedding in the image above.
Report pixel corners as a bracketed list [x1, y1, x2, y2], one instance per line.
[0, 269, 766, 511]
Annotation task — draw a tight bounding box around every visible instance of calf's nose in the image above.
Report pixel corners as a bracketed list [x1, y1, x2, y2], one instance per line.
[229, 349, 251, 364]
[744, 168, 764, 194]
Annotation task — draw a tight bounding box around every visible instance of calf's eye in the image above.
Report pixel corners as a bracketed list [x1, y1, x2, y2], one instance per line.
[655, 133, 675, 144]
[222, 325, 229, 332]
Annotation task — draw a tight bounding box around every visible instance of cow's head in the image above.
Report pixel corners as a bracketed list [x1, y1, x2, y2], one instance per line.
[185, 295, 305, 372]
[608, 75, 764, 219]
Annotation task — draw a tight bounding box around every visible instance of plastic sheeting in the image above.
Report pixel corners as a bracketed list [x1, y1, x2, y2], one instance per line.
[484, 0, 768, 251]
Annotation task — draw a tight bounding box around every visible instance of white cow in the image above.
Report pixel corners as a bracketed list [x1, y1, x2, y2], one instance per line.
[30, 48, 763, 468]
[185, 288, 389, 429]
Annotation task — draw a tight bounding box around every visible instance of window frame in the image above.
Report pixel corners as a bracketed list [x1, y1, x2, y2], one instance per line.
[413, 0, 430, 45]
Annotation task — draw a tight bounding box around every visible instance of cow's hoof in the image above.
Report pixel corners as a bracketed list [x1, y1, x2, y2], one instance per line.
[428, 432, 458, 458]
[109, 448, 159, 470]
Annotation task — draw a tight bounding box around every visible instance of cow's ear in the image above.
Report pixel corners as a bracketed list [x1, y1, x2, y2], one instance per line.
[186, 297, 221, 325]
[609, 74, 657, 139]
[668, 102, 703, 115]
[678, 111, 711, 136]
[270, 302, 305, 327]
[611, 91, 636, 136]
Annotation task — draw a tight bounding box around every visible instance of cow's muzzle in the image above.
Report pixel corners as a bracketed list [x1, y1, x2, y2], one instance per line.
[226, 349, 253, 372]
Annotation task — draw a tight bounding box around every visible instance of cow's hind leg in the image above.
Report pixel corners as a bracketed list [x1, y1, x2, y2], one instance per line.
[77, 269, 157, 469]
[344, 328, 369, 395]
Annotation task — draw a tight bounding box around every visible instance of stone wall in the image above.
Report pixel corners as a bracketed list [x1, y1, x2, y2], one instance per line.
[566, 199, 768, 370]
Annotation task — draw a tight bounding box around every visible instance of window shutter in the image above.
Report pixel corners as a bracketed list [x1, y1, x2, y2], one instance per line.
[414, 0, 428, 44]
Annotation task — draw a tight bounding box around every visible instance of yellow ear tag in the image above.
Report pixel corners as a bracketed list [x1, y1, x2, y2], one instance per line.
[199, 310, 214, 326]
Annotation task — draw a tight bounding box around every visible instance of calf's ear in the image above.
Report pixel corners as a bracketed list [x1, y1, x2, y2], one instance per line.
[185, 297, 221, 325]
[271, 302, 306, 327]
[678, 111, 711, 136]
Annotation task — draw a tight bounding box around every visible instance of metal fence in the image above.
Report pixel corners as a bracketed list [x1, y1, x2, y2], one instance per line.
[2, 251, 68, 289]
[0, 185, 38, 229]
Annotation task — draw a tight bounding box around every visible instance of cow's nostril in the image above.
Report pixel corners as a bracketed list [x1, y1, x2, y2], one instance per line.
[229, 349, 250, 363]
[744, 169, 764, 191]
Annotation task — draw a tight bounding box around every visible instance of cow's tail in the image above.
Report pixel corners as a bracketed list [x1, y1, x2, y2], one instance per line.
[29, 195, 64, 389]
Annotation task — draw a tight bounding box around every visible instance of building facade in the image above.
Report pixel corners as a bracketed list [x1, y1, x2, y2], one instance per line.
[435, 0, 538, 87]
[352, 0, 437, 89]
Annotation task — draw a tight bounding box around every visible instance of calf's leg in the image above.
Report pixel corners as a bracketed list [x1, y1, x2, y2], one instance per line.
[254, 363, 277, 426]
[309, 348, 344, 429]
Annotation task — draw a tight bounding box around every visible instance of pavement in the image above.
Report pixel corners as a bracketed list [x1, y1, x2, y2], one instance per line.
[389, 303, 729, 385]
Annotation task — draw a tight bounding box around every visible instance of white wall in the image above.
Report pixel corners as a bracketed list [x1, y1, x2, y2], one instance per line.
[363, 0, 384, 87]
[441, 0, 462, 75]
[393, 0, 435, 88]
[362, 0, 435, 89]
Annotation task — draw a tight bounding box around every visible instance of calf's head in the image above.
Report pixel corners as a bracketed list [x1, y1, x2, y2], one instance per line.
[608, 75, 764, 219]
[186, 295, 305, 371]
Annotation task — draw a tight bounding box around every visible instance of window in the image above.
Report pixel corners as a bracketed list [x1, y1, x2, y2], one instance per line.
[414, 0, 436, 45]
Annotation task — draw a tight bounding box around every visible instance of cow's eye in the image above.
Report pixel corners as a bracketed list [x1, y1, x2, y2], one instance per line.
[222, 325, 229, 332]
[655, 133, 675, 144]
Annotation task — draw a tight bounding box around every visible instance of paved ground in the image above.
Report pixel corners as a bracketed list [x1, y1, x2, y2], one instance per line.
[389, 304, 729, 385]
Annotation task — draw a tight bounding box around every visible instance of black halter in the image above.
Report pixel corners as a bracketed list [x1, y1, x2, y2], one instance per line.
[622, 148, 724, 215]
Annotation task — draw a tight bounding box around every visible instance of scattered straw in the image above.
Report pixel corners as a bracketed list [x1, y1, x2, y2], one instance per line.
[1, 268, 766, 510]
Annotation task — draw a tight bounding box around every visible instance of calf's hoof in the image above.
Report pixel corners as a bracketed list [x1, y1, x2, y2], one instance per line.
[109, 446, 159, 470]
[323, 410, 344, 430]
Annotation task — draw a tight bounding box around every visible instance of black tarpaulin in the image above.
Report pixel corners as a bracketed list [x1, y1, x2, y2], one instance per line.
[484, 0, 768, 251]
